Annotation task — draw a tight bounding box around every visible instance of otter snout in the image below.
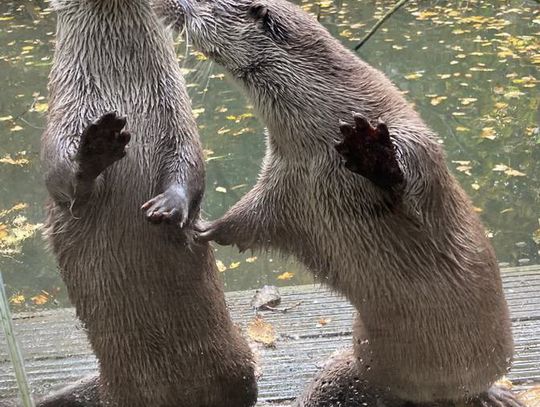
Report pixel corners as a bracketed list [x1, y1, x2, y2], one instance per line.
[153, 0, 192, 31]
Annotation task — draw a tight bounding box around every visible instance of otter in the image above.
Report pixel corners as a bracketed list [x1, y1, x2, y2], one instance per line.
[153, 0, 523, 406]
[38, 0, 257, 406]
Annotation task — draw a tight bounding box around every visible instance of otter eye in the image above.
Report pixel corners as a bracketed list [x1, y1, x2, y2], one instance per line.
[248, 4, 268, 20]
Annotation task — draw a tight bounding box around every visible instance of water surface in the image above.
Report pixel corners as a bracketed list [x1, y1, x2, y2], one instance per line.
[0, 0, 538, 309]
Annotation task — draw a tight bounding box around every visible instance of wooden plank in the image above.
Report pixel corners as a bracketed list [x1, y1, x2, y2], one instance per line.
[1, 266, 539, 405]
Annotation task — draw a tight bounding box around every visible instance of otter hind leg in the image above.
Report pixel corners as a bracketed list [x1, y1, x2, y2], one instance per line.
[36, 375, 102, 407]
[336, 113, 404, 190]
[296, 348, 398, 407]
[462, 385, 525, 407]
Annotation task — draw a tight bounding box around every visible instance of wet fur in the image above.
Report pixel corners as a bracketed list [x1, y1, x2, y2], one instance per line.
[40, 0, 257, 406]
[153, 0, 521, 405]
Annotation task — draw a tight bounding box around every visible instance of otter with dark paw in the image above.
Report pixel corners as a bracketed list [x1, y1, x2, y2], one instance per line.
[154, 0, 521, 406]
[39, 0, 257, 406]
[336, 113, 404, 190]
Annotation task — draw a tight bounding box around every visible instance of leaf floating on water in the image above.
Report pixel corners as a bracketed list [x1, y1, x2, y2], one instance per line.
[33, 101, 48, 113]
[0, 152, 29, 166]
[430, 96, 447, 106]
[228, 261, 240, 270]
[492, 164, 526, 177]
[245, 256, 258, 263]
[247, 316, 276, 347]
[404, 71, 424, 80]
[277, 271, 294, 281]
[215, 186, 227, 193]
[216, 260, 227, 273]
[480, 127, 496, 140]
[460, 97, 477, 106]
[10, 125, 23, 132]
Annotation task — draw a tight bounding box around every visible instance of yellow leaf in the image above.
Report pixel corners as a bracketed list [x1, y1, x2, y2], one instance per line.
[215, 186, 227, 193]
[404, 72, 423, 80]
[0, 153, 29, 166]
[245, 256, 258, 263]
[247, 316, 276, 347]
[494, 102, 508, 110]
[228, 261, 240, 270]
[503, 90, 524, 99]
[192, 107, 204, 118]
[430, 96, 447, 106]
[460, 97, 477, 106]
[518, 385, 540, 406]
[317, 317, 332, 327]
[216, 260, 227, 273]
[505, 169, 526, 177]
[493, 164, 509, 172]
[277, 272, 294, 281]
[10, 125, 23, 132]
[456, 126, 469, 132]
[31, 292, 50, 305]
[10, 293, 25, 305]
[0, 115, 13, 122]
[481, 127, 496, 140]
[0, 224, 7, 240]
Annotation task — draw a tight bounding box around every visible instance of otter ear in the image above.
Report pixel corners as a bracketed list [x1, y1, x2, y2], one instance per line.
[248, 3, 269, 20]
[248, 3, 288, 43]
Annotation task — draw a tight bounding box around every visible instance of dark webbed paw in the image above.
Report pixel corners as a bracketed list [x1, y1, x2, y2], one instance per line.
[194, 219, 251, 251]
[465, 385, 525, 407]
[142, 184, 189, 227]
[76, 111, 131, 179]
[335, 113, 404, 189]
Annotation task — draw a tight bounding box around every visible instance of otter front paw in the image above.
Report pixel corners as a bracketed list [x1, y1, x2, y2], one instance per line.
[141, 185, 189, 226]
[467, 385, 525, 407]
[76, 111, 130, 179]
[195, 219, 250, 251]
[335, 113, 404, 189]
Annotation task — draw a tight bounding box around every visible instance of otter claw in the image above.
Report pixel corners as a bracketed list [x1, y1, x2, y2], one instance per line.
[335, 113, 404, 190]
[142, 185, 189, 227]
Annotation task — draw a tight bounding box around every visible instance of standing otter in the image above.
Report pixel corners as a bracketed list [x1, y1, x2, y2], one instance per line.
[154, 0, 523, 406]
[39, 0, 257, 406]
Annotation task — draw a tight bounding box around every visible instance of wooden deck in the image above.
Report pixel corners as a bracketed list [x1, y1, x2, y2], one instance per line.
[1, 265, 539, 405]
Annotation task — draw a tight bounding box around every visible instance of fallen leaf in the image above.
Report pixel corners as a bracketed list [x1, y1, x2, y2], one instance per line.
[317, 317, 332, 327]
[228, 261, 240, 270]
[245, 256, 258, 263]
[247, 316, 276, 347]
[215, 186, 227, 193]
[31, 292, 50, 305]
[277, 272, 294, 281]
[481, 127, 496, 140]
[518, 385, 540, 406]
[9, 293, 25, 305]
[216, 260, 227, 273]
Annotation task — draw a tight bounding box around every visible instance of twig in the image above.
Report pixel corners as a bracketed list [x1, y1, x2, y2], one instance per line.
[354, 0, 410, 51]
[0, 272, 35, 407]
[260, 301, 303, 313]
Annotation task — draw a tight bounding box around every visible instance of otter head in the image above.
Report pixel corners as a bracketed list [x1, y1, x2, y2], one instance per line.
[154, 0, 336, 81]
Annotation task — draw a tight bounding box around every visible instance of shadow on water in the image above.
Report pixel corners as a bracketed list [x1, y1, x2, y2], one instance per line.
[0, 0, 538, 309]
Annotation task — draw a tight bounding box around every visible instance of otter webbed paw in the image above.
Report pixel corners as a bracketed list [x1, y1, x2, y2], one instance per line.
[142, 184, 189, 226]
[194, 219, 250, 252]
[465, 385, 525, 407]
[76, 111, 131, 180]
[335, 113, 404, 190]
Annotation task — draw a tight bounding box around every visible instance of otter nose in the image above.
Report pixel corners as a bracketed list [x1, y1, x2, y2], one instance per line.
[153, 0, 190, 30]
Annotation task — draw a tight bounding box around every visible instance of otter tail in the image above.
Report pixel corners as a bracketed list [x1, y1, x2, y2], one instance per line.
[36, 375, 102, 407]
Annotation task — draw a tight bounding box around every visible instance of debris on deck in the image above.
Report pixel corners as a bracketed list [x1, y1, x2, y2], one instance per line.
[1, 266, 539, 405]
